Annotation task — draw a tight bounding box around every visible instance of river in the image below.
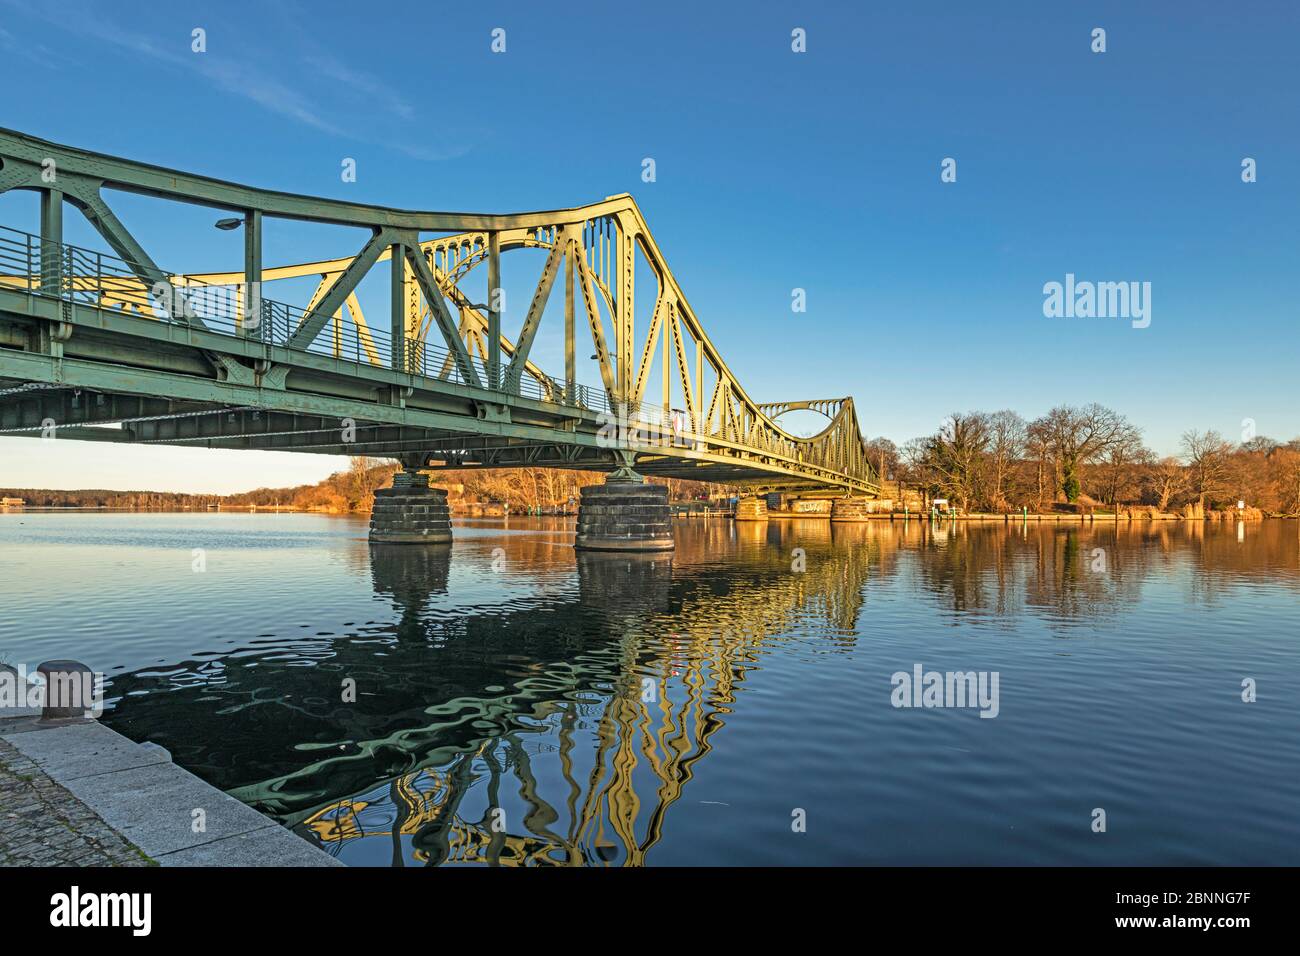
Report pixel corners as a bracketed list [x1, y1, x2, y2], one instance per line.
[1, 512, 1296, 865]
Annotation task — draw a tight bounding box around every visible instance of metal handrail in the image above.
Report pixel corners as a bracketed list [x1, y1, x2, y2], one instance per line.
[0, 223, 880, 488]
[0, 223, 636, 416]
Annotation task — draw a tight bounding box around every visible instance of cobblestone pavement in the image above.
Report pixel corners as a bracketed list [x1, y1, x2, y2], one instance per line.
[0, 737, 152, 866]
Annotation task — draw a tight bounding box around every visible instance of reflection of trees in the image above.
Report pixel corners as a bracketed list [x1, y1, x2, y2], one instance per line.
[1179, 517, 1300, 606]
[901, 518, 1299, 626]
[903, 519, 1155, 624]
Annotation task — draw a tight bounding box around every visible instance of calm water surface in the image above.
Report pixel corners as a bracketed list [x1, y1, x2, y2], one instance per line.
[1, 512, 1297, 866]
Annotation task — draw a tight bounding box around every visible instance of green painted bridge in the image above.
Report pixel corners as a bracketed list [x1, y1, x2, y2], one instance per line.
[0, 128, 877, 496]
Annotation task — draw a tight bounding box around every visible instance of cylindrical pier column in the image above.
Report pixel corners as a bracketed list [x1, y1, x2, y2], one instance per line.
[734, 495, 768, 521]
[575, 478, 674, 552]
[369, 470, 452, 544]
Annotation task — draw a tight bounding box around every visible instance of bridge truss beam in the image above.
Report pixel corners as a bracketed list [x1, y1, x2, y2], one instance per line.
[0, 127, 877, 496]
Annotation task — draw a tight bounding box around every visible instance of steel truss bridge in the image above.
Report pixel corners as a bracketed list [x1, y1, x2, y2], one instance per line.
[0, 128, 877, 495]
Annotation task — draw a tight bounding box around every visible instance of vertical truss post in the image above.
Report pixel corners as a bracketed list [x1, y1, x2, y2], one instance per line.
[404, 259, 420, 351]
[695, 344, 703, 434]
[241, 209, 262, 336]
[487, 231, 501, 390]
[39, 188, 63, 296]
[616, 215, 635, 408]
[565, 236, 576, 403]
[662, 301, 670, 414]
[390, 241, 406, 372]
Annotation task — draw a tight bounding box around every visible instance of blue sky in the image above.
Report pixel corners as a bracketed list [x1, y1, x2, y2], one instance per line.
[1, 0, 1297, 493]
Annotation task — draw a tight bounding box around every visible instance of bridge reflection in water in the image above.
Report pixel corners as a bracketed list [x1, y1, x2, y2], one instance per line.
[88, 517, 1300, 866]
[258, 520, 876, 866]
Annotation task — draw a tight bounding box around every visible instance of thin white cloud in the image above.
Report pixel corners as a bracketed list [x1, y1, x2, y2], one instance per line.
[312, 60, 416, 121]
[0, 20, 71, 67]
[0, 0, 467, 159]
[198, 58, 343, 135]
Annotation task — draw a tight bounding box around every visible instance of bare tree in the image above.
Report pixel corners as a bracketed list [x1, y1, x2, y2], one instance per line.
[1146, 456, 1187, 512]
[1029, 404, 1140, 502]
[347, 456, 388, 511]
[899, 436, 938, 510]
[864, 437, 899, 485]
[1023, 425, 1051, 511]
[1270, 445, 1300, 513]
[1099, 430, 1150, 505]
[921, 412, 990, 513]
[983, 410, 1027, 512]
[1181, 429, 1235, 508]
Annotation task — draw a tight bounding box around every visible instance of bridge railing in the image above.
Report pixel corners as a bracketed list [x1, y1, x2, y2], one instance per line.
[0, 223, 628, 415]
[400, 338, 618, 413]
[0, 227, 41, 294]
[395, 340, 687, 426]
[1, 222, 797, 465]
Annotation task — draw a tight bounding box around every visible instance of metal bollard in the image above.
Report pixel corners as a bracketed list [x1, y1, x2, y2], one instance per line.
[36, 660, 95, 721]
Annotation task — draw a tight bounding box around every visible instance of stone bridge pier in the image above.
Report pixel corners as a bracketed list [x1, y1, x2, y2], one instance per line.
[734, 495, 769, 521]
[575, 454, 674, 552]
[369, 457, 452, 544]
[830, 496, 874, 522]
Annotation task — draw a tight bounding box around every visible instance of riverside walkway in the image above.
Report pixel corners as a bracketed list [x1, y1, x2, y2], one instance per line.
[0, 736, 149, 866]
[0, 707, 340, 867]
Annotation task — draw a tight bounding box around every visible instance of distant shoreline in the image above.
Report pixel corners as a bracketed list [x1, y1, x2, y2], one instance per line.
[3, 507, 1295, 521]
[0, 506, 319, 514]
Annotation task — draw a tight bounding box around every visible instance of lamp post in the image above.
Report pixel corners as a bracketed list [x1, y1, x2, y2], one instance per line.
[213, 214, 262, 336]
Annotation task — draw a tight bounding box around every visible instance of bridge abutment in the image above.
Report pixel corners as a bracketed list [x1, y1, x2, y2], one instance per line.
[830, 496, 874, 522]
[574, 475, 674, 552]
[369, 470, 453, 544]
[734, 495, 769, 521]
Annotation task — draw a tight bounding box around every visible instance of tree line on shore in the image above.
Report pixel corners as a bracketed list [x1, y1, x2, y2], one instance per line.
[864, 403, 1300, 515]
[2, 457, 715, 513]
[0, 457, 396, 512]
[12, 402, 1294, 517]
